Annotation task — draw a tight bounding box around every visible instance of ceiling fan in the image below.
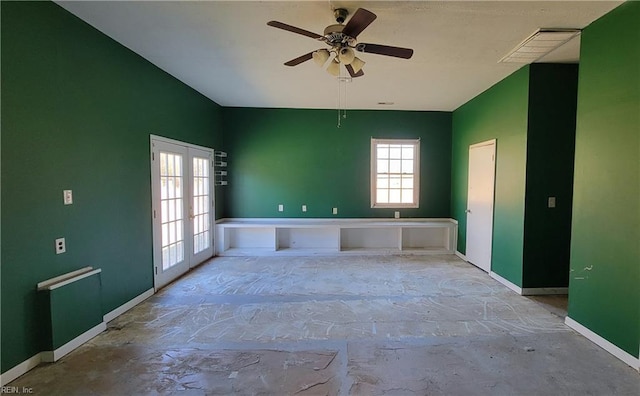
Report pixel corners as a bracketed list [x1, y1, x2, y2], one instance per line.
[267, 8, 414, 78]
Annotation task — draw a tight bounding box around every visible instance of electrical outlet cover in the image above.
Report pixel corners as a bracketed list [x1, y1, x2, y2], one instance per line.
[55, 238, 66, 254]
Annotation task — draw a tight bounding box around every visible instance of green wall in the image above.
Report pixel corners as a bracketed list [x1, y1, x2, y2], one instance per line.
[451, 67, 530, 286]
[222, 108, 452, 219]
[522, 64, 579, 288]
[568, 1, 639, 357]
[1, 2, 222, 372]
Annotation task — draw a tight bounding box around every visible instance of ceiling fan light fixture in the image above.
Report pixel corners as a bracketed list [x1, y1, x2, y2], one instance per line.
[312, 49, 330, 66]
[350, 57, 365, 73]
[338, 47, 356, 65]
[326, 58, 341, 76]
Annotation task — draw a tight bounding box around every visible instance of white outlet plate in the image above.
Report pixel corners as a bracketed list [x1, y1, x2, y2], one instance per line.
[63, 190, 73, 205]
[278, 204, 284, 212]
[332, 207, 338, 215]
[55, 238, 66, 254]
[302, 205, 307, 212]
[394, 211, 400, 219]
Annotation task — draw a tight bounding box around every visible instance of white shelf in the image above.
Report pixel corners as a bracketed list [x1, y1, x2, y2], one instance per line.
[216, 218, 457, 257]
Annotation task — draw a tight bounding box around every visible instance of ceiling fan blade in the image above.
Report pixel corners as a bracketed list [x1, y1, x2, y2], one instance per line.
[345, 64, 364, 78]
[267, 21, 323, 40]
[356, 43, 414, 59]
[284, 52, 314, 66]
[342, 8, 377, 38]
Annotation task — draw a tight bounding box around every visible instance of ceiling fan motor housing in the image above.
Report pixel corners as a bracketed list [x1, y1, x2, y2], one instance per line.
[323, 24, 355, 47]
[334, 8, 348, 24]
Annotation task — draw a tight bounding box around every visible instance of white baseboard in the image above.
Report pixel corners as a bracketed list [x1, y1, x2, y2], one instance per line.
[521, 287, 569, 296]
[455, 251, 468, 261]
[565, 316, 640, 371]
[0, 353, 42, 386]
[41, 322, 107, 363]
[103, 288, 154, 323]
[490, 271, 523, 294]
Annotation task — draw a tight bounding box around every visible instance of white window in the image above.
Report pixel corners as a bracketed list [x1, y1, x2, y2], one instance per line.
[371, 138, 420, 208]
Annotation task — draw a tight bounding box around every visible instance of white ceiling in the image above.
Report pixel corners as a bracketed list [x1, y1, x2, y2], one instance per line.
[56, 1, 622, 111]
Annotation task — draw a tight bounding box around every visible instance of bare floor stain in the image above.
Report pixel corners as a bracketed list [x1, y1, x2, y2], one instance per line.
[9, 255, 640, 395]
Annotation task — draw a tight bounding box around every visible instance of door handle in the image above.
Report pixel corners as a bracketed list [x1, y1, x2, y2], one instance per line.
[466, 209, 472, 214]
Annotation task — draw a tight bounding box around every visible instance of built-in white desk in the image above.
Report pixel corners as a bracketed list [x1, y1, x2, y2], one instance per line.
[215, 218, 457, 256]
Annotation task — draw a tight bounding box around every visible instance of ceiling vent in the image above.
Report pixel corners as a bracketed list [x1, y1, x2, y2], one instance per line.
[500, 29, 581, 64]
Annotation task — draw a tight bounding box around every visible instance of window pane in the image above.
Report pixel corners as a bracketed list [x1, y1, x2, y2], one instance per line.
[169, 222, 176, 243]
[377, 146, 389, 159]
[176, 220, 183, 241]
[401, 160, 413, 173]
[377, 176, 389, 189]
[377, 189, 388, 203]
[402, 147, 413, 159]
[168, 199, 175, 221]
[162, 223, 168, 246]
[175, 156, 182, 177]
[175, 177, 182, 198]
[162, 247, 169, 269]
[402, 176, 414, 188]
[168, 155, 175, 176]
[377, 159, 389, 173]
[390, 177, 401, 188]
[161, 200, 168, 221]
[389, 189, 401, 203]
[389, 160, 401, 173]
[160, 177, 167, 199]
[168, 178, 175, 199]
[389, 146, 401, 159]
[401, 189, 414, 203]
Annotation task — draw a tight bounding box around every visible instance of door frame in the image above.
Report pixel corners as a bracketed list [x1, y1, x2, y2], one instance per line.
[465, 138, 496, 272]
[150, 135, 215, 290]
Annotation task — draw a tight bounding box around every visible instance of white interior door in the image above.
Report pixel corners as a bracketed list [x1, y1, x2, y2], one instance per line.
[465, 139, 496, 272]
[151, 138, 214, 290]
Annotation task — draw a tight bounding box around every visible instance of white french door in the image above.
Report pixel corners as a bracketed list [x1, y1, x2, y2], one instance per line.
[465, 139, 496, 272]
[151, 137, 214, 290]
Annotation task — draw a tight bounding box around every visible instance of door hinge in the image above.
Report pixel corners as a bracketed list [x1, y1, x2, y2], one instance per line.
[492, 154, 495, 161]
[155, 266, 158, 275]
[153, 210, 156, 219]
[152, 152, 155, 161]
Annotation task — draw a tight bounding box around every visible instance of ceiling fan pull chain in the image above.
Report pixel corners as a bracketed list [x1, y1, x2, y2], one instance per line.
[337, 75, 342, 128]
[343, 78, 348, 120]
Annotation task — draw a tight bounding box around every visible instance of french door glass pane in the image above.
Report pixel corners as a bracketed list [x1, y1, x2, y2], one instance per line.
[160, 152, 184, 270]
[193, 157, 210, 255]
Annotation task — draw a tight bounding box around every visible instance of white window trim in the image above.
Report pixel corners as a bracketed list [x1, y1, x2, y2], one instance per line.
[370, 138, 420, 209]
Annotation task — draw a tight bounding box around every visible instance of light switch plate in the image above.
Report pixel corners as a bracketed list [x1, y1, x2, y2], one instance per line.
[302, 205, 307, 212]
[548, 197, 556, 208]
[63, 190, 73, 205]
[332, 207, 338, 215]
[278, 204, 284, 212]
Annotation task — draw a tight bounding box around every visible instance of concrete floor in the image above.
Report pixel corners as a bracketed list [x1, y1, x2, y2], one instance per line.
[9, 255, 640, 395]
